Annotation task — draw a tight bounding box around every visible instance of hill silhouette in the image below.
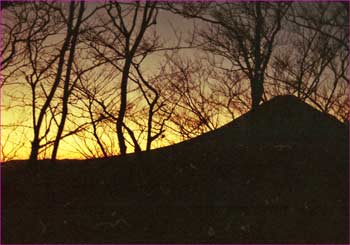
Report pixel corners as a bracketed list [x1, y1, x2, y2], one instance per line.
[2, 95, 349, 243]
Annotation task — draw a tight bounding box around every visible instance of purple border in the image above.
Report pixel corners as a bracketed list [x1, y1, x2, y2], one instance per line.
[348, 2, 350, 244]
[1, 1, 3, 244]
[0, 0, 349, 244]
[1, 0, 350, 2]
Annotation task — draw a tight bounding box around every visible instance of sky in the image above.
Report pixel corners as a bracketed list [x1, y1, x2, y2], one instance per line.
[0, 1, 348, 161]
[0, 2, 210, 161]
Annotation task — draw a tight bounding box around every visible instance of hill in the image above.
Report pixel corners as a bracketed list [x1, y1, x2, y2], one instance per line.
[2, 95, 349, 243]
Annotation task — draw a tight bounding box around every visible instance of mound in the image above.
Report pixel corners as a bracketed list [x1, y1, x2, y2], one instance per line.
[229, 95, 345, 143]
[2, 95, 348, 243]
[191, 95, 346, 145]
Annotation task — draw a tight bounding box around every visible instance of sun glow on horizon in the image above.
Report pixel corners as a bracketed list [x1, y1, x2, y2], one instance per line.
[1, 2, 348, 162]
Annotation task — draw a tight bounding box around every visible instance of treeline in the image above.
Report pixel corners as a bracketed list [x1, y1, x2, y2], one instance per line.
[1, 1, 348, 162]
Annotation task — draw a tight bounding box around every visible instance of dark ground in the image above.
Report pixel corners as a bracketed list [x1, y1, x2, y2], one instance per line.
[2, 95, 349, 243]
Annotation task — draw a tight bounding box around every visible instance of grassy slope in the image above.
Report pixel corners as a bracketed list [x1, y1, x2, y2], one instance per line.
[2, 95, 349, 243]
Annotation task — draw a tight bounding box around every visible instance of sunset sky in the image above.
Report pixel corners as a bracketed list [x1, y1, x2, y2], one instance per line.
[1, 1, 348, 161]
[1, 2, 210, 160]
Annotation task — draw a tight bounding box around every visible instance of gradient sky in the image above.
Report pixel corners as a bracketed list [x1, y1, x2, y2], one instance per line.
[1, 2, 348, 161]
[0, 2, 209, 161]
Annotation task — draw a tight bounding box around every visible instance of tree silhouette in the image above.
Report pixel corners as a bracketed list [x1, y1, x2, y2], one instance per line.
[1, 1, 348, 162]
[268, 2, 349, 121]
[50, 1, 86, 161]
[166, 2, 290, 110]
[84, 1, 159, 155]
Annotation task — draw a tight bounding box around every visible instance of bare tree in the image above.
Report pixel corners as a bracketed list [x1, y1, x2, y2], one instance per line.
[0, 123, 28, 162]
[73, 66, 119, 158]
[202, 3, 291, 110]
[166, 2, 290, 110]
[26, 2, 76, 162]
[1, 2, 70, 163]
[84, 1, 159, 155]
[2, 2, 99, 162]
[204, 55, 251, 118]
[268, 2, 349, 121]
[0, 6, 28, 86]
[3, 1, 347, 162]
[152, 55, 223, 140]
[50, 1, 86, 161]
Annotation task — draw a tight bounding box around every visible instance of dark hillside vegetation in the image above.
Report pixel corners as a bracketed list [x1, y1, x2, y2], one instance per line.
[2, 95, 349, 243]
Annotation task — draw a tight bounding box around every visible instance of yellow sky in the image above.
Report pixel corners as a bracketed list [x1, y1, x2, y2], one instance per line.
[0, 5, 206, 161]
[1, 2, 346, 161]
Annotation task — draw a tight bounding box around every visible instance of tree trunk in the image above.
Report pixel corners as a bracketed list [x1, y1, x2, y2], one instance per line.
[251, 2, 264, 110]
[29, 135, 40, 162]
[116, 59, 132, 155]
[28, 2, 75, 163]
[251, 76, 264, 110]
[51, 1, 85, 161]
